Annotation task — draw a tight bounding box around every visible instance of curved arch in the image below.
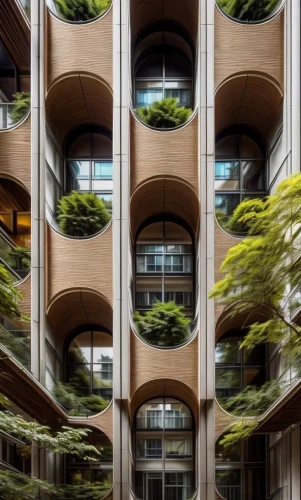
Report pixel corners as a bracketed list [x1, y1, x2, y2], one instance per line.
[215, 305, 271, 344]
[215, 0, 285, 25]
[130, 176, 200, 239]
[130, 378, 199, 422]
[130, 0, 199, 44]
[215, 72, 283, 141]
[46, 72, 113, 146]
[46, 0, 113, 25]
[47, 287, 113, 341]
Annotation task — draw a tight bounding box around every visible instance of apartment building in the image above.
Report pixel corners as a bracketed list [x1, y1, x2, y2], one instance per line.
[0, 0, 300, 498]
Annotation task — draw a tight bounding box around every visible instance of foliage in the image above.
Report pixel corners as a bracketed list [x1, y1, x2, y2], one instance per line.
[136, 98, 192, 129]
[209, 174, 301, 355]
[9, 246, 31, 270]
[0, 327, 30, 368]
[57, 191, 111, 237]
[220, 380, 282, 416]
[10, 92, 31, 124]
[217, 0, 280, 22]
[53, 381, 109, 416]
[0, 264, 25, 320]
[226, 197, 266, 235]
[53, 0, 111, 21]
[134, 301, 191, 347]
[219, 421, 258, 449]
[0, 410, 100, 460]
[0, 471, 57, 499]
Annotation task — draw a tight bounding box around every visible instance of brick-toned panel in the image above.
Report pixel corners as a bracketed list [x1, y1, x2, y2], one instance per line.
[130, 330, 198, 400]
[47, 223, 113, 304]
[0, 117, 31, 192]
[18, 275, 31, 316]
[70, 403, 113, 442]
[214, 8, 284, 90]
[47, 8, 112, 88]
[130, 114, 198, 194]
[215, 400, 236, 441]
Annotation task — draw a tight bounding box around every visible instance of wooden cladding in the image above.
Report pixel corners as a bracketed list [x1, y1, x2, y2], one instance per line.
[0, 0, 30, 72]
[0, 118, 31, 192]
[130, 0, 198, 43]
[130, 114, 199, 194]
[46, 74, 112, 146]
[46, 223, 113, 307]
[214, 7, 284, 91]
[47, 8, 113, 89]
[84, 403, 113, 441]
[130, 330, 199, 413]
[215, 73, 283, 140]
[130, 176, 200, 239]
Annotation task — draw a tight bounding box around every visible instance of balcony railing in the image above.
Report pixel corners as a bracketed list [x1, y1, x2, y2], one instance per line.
[267, 487, 288, 500]
[0, 231, 30, 281]
[217, 485, 241, 500]
[15, 0, 31, 19]
[0, 324, 31, 370]
[0, 103, 15, 129]
[136, 415, 193, 430]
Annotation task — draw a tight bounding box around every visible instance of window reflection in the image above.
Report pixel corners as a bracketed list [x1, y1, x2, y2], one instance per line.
[135, 398, 195, 500]
[215, 332, 266, 404]
[215, 130, 266, 235]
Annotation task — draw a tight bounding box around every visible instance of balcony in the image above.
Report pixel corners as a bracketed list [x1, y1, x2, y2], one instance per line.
[0, 320, 30, 370]
[0, 230, 30, 282]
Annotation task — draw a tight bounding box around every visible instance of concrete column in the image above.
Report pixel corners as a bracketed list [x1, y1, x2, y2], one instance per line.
[113, 0, 130, 498]
[30, 0, 46, 381]
[291, 0, 300, 173]
[198, 0, 215, 498]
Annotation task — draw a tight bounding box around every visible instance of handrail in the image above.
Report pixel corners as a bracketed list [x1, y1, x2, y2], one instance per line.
[0, 231, 31, 281]
[267, 486, 287, 499]
[0, 324, 31, 369]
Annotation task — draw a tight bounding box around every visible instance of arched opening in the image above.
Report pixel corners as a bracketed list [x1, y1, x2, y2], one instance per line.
[45, 74, 113, 236]
[46, 289, 113, 415]
[130, 0, 198, 128]
[131, 178, 199, 348]
[133, 27, 194, 110]
[0, 176, 31, 282]
[215, 329, 266, 413]
[215, 73, 283, 236]
[216, 432, 266, 500]
[0, 42, 30, 129]
[64, 124, 112, 212]
[134, 397, 196, 500]
[216, 0, 283, 24]
[47, 0, 112, 23]
[215, 127, 267, 234]
[66, 428, 113, 494]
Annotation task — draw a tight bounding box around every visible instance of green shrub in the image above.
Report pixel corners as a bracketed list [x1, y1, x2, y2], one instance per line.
[136, 98, 192, 129]
[53, 0, 111, 21]
[217, 0, 280, 22]
[10, 92, 30, 124]
[53, 381, 109, 416]
[9, 246, 31, 270]
[219, 380, 282, 416]
[226, 197, 266, 235]
[57, 191, 111, 237]
[134, 301, 191, 347]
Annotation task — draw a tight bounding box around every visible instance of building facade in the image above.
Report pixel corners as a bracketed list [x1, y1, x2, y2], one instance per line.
[0, 0, 300, 498]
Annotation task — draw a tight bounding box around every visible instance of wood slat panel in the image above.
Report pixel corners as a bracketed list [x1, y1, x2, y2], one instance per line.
[47, 287, 112, 339]
[46, 74, 112, 146]
[215, 73, 283, 140]
[47, 8, 112, 89]
[18, 275, 31, 316]
[130, 0, 198, 42]
[214, 8, 284, 90]
[130, 114, 198, 194]
[0, 0, 30, 72]
[47, 223, 113, 307]
[130, 330, 199, 408]
[215, 400, 236, 440]
[0, 118, 31, 192]
[130, 373, 199, 423]
[84, 403, 113, 441]
[130, 176, 199, 238]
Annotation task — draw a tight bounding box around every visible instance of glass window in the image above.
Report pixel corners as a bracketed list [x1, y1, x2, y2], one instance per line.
[93, 162, 113, 180]
[135, 399, 195, 500]
[67, 331, 113, 408]
[136, 88, 163, 107]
